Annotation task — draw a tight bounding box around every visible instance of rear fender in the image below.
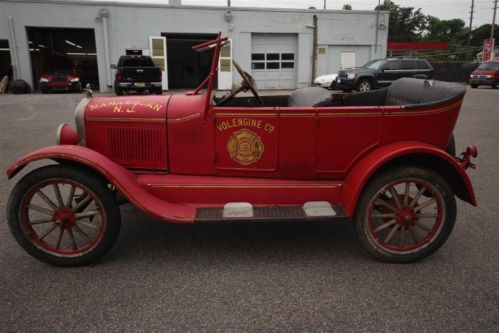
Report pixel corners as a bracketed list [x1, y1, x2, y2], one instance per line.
[341, 141, 477, 217]
[7, 145, 196, 223]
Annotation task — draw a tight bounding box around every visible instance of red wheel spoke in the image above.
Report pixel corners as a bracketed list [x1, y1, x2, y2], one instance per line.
[29, 218, 54, 225]
[72, 194, 92, 212]
[374, 219, 397, 232]
[56, 227, 64, 249]
[28, 204, 53, 216]
[38, 223, 59, 241]
[414, 198, 436, 212]
[65, 185, 76, 208]
[67, 228, 78, 250]
[388, 186, 402, 208]
[376, 198, 398, 213]
[371, 213, 396, 218]
[73, 224, 93, 243]
[414, 222, 432, 233]
[77, 220, 101, 230]
[384, 224, 400, 243]
[403, 182, 411, 206]
[52, 184, 64, 207]
[417, 213, 439, 219]
[408, 226, 419, 244]
[410, 187, 426, 208]
[36, 190, 58, 210]
[75, 210, 100, 220]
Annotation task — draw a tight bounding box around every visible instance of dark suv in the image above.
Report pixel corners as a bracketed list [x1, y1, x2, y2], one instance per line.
[336, 58, 434, 92]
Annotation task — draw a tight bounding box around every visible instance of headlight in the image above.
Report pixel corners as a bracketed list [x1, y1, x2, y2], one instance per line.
[347, 73, 356, 79]
[56, 123, 80, 145]
[40, 78, 49, 83]
[71, 78, 80, 82]
[485, 75, 493, 78]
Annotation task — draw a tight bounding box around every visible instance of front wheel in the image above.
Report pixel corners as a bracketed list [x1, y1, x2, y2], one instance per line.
[470, 84, 478, 89]
[7, 165, 121, 266]
[354, 166, 456, 263]
[356, 79, 373, 92]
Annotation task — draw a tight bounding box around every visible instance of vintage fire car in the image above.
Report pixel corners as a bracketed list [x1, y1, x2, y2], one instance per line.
[6, 35, 477, 266]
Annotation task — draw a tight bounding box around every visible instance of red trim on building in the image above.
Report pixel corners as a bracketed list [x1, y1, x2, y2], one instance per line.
[388, 42, 448, 50]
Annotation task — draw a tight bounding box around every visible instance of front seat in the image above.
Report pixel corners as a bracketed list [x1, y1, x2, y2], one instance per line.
[288, 87, 333, 107]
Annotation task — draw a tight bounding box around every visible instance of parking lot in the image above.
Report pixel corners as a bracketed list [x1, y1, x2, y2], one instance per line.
[0, 88, 498, 331]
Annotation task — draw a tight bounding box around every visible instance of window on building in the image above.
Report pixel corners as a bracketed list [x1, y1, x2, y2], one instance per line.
[251, 52, 295, 71]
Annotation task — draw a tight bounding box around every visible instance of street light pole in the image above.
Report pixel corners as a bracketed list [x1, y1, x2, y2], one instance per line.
[492, 0, 498, 58]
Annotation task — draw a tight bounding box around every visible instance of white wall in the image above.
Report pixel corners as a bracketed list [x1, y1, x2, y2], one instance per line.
[0, 0, 388, 91]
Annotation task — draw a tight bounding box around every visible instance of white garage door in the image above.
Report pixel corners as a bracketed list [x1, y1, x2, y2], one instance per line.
[251, 34, 297, 89]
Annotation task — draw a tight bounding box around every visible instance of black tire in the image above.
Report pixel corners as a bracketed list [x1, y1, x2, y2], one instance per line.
[154, 89, 162, 95]
[470, 84, 478, 89]
[114, 82, 123, 96]
[356, 79, 373, 92]
[73, 82, 83, 93]
[354, 166, 456, 263]
[7, 165, 121, 266]
[492, 80, 499, 89]
[445, 134, 456, 157]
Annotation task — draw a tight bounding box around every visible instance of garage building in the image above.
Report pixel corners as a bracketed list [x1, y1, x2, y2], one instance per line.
[0, 0, 389, 92]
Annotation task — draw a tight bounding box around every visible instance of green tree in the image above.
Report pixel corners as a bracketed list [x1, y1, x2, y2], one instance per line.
[342, 4, 352, 10]
[470, 24, 499, 47]
[376, 0, 426, 42]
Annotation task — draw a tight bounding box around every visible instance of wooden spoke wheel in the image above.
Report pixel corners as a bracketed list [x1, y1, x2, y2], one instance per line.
[354, 166, 456, 263]
[7, 165, 121, 266]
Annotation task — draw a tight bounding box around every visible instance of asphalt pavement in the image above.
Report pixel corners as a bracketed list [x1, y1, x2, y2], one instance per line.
[0, 87, 498, 332]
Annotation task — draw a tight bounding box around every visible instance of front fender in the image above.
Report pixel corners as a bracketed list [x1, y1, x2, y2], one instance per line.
[341, 141, 477, 217]
[7, 145, 196, 223]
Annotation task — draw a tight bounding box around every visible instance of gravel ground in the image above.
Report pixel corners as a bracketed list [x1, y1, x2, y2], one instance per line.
[0, 87, 498, 332]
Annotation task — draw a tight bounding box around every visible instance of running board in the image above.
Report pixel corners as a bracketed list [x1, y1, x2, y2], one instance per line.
[195, 202, 347, 222]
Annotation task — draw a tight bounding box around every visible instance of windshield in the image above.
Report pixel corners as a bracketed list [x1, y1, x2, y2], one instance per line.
[477, 62, 499, 70]
[362, 59, 385, 70]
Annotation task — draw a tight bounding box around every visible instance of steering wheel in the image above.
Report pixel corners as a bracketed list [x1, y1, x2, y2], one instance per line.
[232, 60, 264, 105]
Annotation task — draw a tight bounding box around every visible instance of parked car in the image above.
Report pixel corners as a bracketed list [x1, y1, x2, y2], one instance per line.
[6, 35, 477, 266]
[336, 58, 434, 92]
[314, 73, 337, 89]
[469, 61, 499, 89]
[111, 55, 162, 95]
[39, 55, 82, 93]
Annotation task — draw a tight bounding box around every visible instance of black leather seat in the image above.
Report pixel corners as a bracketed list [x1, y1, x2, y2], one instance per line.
[288, 87, 333, 107]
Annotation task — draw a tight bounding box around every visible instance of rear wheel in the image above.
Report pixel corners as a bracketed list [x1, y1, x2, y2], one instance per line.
[7, 165, 121, 266]
[470, 84, 478, 88]
[154, 89, 162, 95]
[356, 79, 373, 92]
[114, 81, 123, 96]
[354, 166, 456, 263]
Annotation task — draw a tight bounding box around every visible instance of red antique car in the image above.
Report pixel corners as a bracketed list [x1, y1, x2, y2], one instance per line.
[7, 35, 477, 266]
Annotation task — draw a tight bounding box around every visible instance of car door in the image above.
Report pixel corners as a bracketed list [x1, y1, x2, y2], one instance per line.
[212, 104, 317, 179]
[213, 105, 280, 177]
[377, 60, 402, 86]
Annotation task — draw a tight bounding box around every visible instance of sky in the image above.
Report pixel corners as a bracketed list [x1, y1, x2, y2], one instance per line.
[83, 0, 497, 28]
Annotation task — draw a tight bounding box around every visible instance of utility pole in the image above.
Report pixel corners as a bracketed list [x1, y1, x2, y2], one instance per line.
[492, 0, 498, 40]
[227, 0, 231, 7]
[468, 0, 474, 46]
[324, 0, 326, 10]
[492, 0, 498, 58]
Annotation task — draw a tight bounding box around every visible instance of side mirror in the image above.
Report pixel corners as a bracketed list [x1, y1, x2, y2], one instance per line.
[110, 64, 117, 69]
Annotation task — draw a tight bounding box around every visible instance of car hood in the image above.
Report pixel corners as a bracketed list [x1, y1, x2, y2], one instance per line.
[314, 74, 337, 82]
[338, 67, 375, 76]
[472, 70, 498, 75]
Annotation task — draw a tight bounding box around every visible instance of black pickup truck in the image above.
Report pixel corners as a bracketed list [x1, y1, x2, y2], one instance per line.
[111, 55, 162, 95]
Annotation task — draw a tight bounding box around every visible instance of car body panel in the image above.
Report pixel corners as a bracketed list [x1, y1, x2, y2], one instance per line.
[341, 141, 477, 217]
